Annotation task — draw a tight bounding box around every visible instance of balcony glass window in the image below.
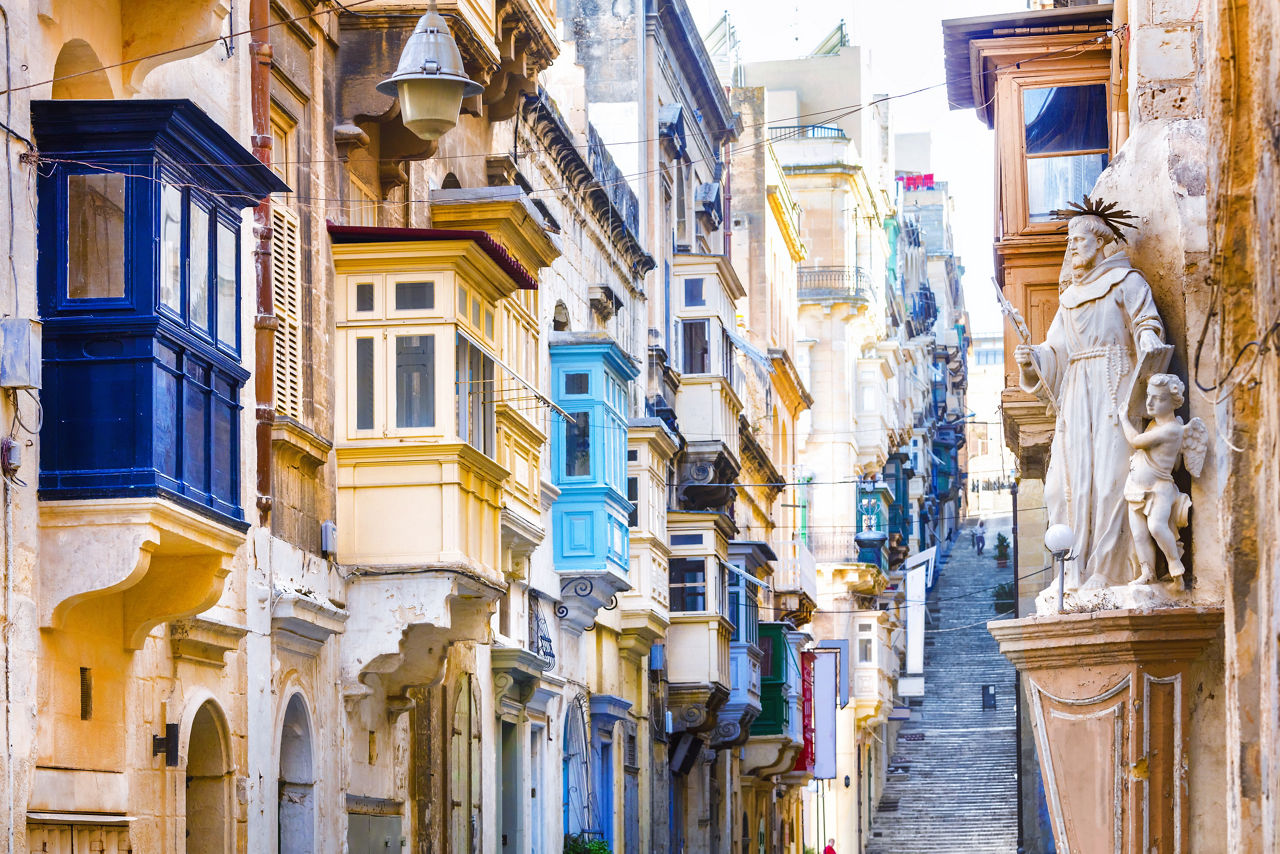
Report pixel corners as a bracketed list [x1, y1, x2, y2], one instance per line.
[627, 476, 639, 528]
[681, 319, 709, 374]
[456, 335, 495, 456]
[395, 280, 433, 310]
[1022, 84, 1108, 222]
[859, 638, 872, 663]
[727, 572, 759, 646]
[564, 372, 589, 395]
[34, 99, 286, 528]
[355, 337, 375, 430]
[355, 282, 375, 312]
[66, 174, 125, 300]
[395, 335, 435, 428]
[564, 411, 591, 478]
[669, 557, 707, 612]
[684, 277, 705, 306]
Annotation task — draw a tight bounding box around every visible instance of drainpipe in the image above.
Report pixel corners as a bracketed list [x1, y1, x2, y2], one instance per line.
[1011, 478, 1023, 853]
[249, 0, 274, 527]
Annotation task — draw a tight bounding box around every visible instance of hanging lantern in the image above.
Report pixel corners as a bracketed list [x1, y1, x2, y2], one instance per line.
[376, 6, 483, 141]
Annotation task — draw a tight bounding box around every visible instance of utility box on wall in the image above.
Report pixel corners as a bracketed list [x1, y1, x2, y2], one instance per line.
[347, 813, 402, 851]
[0, 318, 41, 389]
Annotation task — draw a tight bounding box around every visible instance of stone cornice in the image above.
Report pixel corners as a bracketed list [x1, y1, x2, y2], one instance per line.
[989, 607, 1223, 671]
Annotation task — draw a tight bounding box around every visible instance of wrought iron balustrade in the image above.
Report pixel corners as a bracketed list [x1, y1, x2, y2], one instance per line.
[768, 124, 849, 142]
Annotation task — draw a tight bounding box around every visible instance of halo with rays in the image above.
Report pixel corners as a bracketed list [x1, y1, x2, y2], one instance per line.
[1051, 195, 1138, 243]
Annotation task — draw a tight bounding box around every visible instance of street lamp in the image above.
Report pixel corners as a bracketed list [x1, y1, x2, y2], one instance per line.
[1045, 523, 1075, 612]
[376, 3, 484, 141]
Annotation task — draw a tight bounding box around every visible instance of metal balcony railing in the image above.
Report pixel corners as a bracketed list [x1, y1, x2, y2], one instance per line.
[768, 124, 849, 142]
[798, 266, 871, 303]
[775, 539, 818, 602]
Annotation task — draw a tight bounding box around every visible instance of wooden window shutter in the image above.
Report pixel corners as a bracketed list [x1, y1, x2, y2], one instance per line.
[271, 205, 303, 420]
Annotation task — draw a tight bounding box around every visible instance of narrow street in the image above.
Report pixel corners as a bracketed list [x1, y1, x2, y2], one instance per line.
[868, 517, 1019, 853]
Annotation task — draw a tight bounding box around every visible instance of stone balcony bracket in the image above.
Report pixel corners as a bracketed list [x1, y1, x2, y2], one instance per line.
[168, 616, 249, 668]
[341, 567, 501, 700]
[617, 606, 671, 661]
[667, 683, 730, 735]
[39, 498, 244, 650]
[492, 646, 553, 719]
[990, 607, 1224, 854]
[272, 589, 349, 654]
[743, 736, 803, 779]
[556, 570, 632, 636]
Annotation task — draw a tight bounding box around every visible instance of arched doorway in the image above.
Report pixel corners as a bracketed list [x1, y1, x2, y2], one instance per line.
[186, 700, 232, 854]
[279, 693, 315, 854]
[562, 695, 592, 837]
[450, 675, 482, 853]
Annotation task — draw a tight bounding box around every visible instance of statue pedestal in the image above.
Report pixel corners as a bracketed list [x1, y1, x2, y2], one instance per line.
[990, 608, 1222, 853]
[1034, 579, 1192, 614]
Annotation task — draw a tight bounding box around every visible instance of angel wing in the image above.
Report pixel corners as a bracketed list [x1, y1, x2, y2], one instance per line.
[1182, 417, 1209, 478]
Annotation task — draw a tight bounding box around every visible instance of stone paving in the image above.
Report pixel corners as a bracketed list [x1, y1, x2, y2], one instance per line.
[866, 516, 1020, 853]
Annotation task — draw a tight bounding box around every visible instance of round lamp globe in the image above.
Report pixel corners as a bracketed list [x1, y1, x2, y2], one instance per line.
[1045, 524, 1075, 556]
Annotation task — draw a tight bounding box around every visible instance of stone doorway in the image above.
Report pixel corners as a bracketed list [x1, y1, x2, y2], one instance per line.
[186, 701, 232, 854]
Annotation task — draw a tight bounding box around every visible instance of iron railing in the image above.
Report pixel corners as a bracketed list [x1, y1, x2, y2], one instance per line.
[798, 265, 871, 303]
[768, 124, 849, 142]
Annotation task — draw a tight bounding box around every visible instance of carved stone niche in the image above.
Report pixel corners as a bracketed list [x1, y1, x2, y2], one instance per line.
[990, 608, 1222, 854]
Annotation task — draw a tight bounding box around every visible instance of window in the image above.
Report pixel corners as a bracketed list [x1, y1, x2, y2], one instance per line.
[859, 638, 872, 663]
[395, 335, 435, 428]
[722, 329, 735, 385]
[684, 278, 704, 306]
[355, 337, 375, 430]
[681, 319, 709, 374]
[160, 183, 183, 311]
[727, 571, 759, 646]
[669, 557, 706, 612]
[347, 170, 379, 226]
[456, 335, 495, 456]
[564, 411, 591, 478]
[355, 283, 375, 312]
[627, 476, 639, 528]
[269, 109, 298, 195]
[66, 173, 125, 300]
[564, 372, 589, 395]
[1022, 84, 1108, 222]
[272, 206, 303, 419]
[395, 280, 433, 311]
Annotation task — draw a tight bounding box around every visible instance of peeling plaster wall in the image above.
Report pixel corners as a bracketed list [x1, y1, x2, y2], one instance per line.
[1202, 0, 1280, 849]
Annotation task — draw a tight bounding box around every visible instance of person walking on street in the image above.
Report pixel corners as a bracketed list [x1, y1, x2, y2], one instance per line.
[824, 839, 837, 854]
[975, 519, 986, 556]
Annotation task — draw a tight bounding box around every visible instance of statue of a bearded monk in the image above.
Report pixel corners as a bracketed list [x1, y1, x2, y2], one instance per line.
[1014, 211, 1167, 590]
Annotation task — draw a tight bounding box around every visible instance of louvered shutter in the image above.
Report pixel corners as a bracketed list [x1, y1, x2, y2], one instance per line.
[271, 206, 303, 419]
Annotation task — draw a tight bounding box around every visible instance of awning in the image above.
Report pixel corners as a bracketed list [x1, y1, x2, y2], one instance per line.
[723, 560, 771, 591]
[725, 326, 774, 374]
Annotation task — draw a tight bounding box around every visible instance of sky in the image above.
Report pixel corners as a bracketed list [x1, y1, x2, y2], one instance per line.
[686, 0, 1027, 333]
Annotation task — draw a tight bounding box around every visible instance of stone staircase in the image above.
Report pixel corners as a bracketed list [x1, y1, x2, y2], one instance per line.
[866, 520, 1020, 853]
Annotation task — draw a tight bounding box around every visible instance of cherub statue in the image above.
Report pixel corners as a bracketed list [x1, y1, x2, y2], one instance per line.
[1118, 374, 1208, 584]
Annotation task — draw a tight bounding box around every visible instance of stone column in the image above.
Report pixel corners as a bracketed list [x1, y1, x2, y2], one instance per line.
[990, 608, 1222, 854]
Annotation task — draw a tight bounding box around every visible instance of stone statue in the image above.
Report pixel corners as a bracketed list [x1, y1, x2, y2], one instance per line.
[1119, 374, 1207, 584]
[1014, 197, 1169, 590]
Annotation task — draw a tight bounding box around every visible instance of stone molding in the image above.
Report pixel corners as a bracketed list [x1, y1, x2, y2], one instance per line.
[990, 607, 1223, 853]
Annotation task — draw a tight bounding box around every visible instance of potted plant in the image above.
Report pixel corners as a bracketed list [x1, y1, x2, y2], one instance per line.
[564, 834, 611, 854]
[994, 532, 1011, 568]
[993, 580, 1015, 615]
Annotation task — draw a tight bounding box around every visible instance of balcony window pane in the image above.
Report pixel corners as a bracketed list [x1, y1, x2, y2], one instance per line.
[66, 173, 125, 299]
[355, 337, 374, 430]
[395, 334, 435, 428]
[1023, 84, 1107, 155]
[189, 204, 210, 332]
[859, 638, 872, 663]
[216, 221, 237, 347]
[355, 282, 374, 312]
[627, 476, 639, 528]
[669, 557, 706, 612]
[684, 277, 704, 306]
[564, 372, 588, 395]
[160, 184, 184, 312]
[456, 335, 496, 456]
[1027, 153, 1109, 222]
[564, 411, 591, 478]
[681, 319, 709, 374]
[395, 280, 433, 310]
